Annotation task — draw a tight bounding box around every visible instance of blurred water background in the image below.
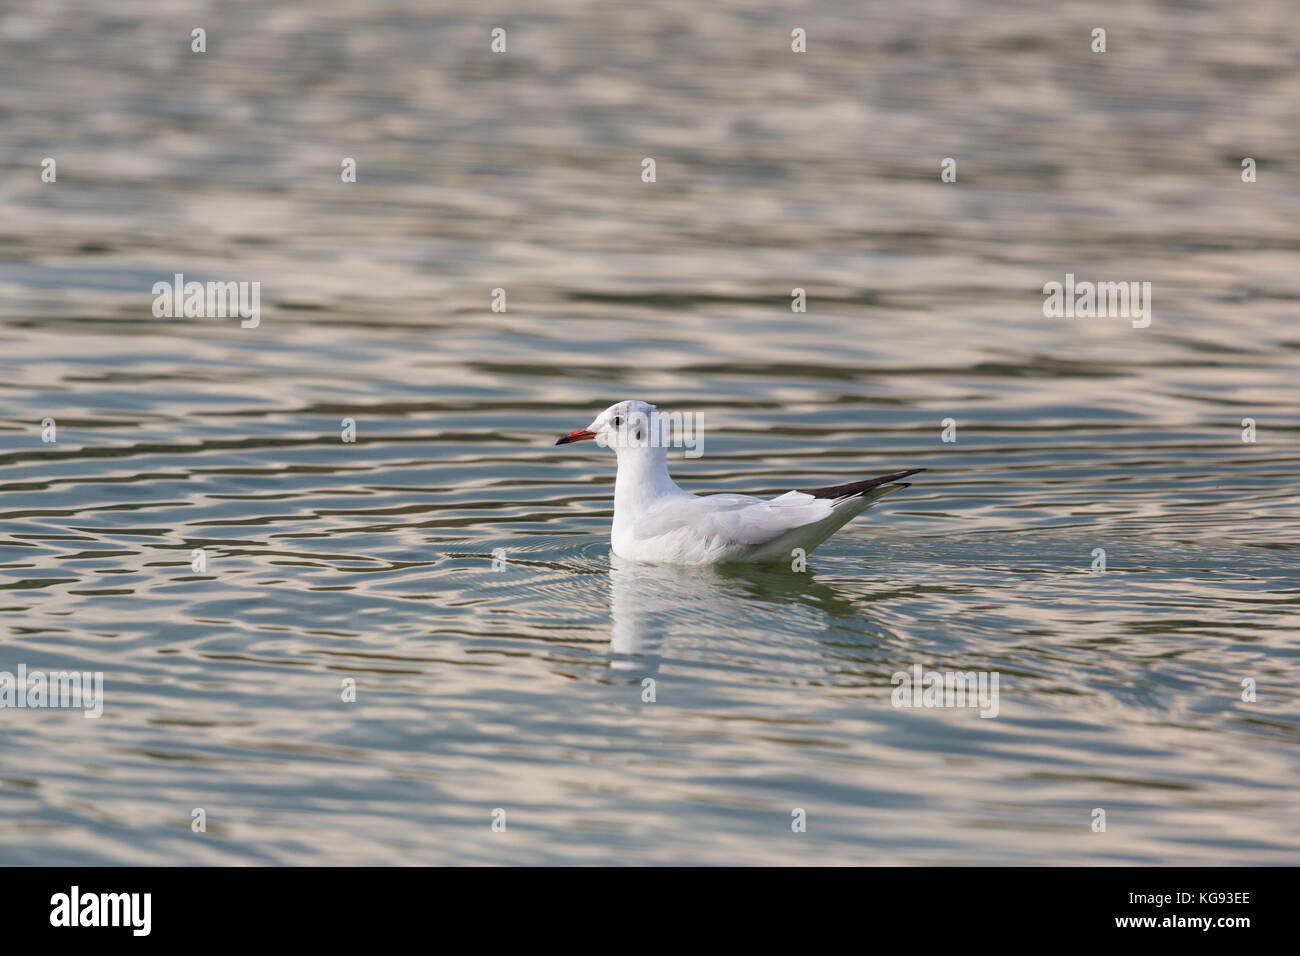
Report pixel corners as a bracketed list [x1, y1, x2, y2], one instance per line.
[0, 0, 1298, 864]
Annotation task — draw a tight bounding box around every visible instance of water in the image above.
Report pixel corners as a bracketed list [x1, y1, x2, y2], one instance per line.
[1, 0, 1298, 865]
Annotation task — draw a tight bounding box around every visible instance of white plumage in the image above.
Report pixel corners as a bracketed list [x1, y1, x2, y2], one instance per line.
[556, 401, 922, 565]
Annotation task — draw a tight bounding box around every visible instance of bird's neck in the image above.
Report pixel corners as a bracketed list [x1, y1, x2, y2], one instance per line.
[613, 444, 680, 515]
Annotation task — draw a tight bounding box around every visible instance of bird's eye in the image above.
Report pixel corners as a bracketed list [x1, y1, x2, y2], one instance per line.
[612, 416, 622, 427]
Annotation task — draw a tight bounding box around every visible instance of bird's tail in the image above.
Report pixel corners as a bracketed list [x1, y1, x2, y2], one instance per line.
[748, 470, 923, 562]
[799, 468, 925, 501]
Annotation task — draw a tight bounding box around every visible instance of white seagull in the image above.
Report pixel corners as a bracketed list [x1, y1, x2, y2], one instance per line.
[555, 400, 923, 565]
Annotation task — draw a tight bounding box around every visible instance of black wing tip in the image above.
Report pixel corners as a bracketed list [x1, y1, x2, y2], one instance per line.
[799, 468, 926, 500]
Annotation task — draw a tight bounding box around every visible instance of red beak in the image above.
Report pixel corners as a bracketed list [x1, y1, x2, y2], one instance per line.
[555, 428, 597, 445]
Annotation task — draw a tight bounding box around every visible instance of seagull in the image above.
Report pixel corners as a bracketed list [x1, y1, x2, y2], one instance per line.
[555, 400, 923, 565]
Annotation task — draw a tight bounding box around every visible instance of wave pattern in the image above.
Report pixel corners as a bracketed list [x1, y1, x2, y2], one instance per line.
[0, 0, 1298, 864]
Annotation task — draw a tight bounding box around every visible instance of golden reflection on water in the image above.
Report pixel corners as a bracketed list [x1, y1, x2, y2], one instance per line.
[0, 0, 1297, 864]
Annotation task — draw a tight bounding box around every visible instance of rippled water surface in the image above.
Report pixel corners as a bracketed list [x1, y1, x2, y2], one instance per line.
[1, 1, 1298, 864]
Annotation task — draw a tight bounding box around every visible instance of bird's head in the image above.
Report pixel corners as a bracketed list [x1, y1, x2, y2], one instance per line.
[555, 400, 662, 455]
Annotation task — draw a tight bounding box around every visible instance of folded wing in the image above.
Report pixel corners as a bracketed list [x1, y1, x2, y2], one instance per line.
[632, 490, 836, 546]
[631, 467, 926, 553]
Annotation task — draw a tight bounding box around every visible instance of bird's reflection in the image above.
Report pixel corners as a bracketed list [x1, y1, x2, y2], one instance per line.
[607, 553, 876, 671]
